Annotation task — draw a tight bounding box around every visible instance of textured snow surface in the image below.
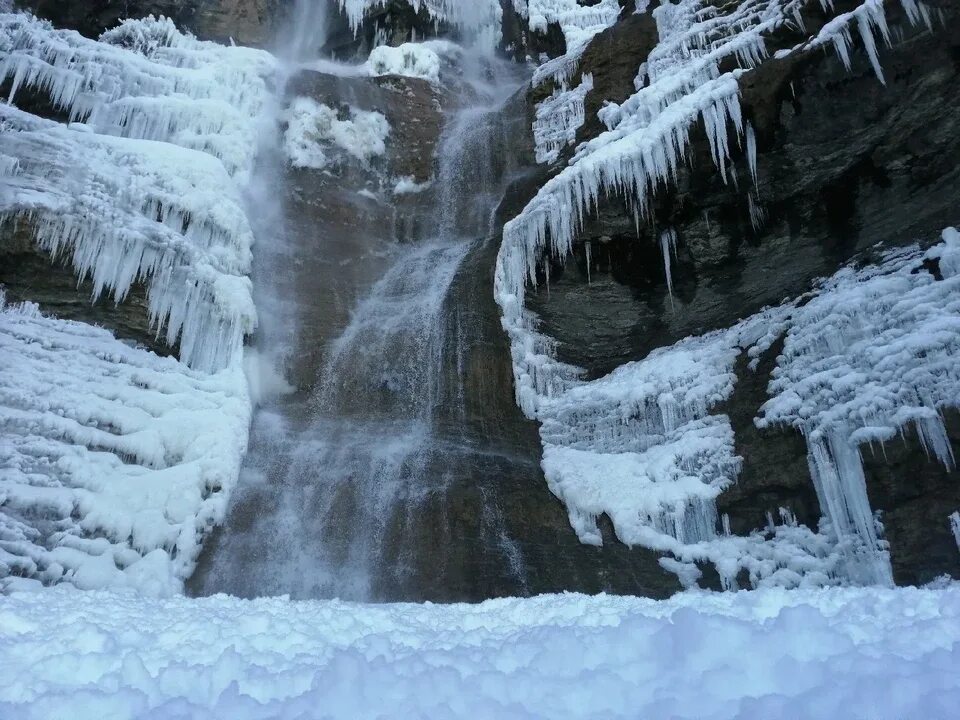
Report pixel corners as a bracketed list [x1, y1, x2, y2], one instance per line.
[283, 96, 389, 169]
[0, 584, 958, 719]
[0, 294, 250, 595]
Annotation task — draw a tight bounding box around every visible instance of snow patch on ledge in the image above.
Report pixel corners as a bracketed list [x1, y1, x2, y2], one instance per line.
[283, 97, 389, 169]
[0, 294, 251, 595]
[0, 584, 957, 718]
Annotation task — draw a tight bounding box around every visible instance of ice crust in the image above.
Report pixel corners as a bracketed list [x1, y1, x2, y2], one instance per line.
[0, 584, 958, 719]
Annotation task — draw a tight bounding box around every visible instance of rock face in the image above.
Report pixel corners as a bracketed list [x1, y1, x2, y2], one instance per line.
[526, 1, 960, 584]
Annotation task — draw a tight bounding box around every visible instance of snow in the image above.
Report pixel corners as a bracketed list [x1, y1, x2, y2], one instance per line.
[0, 293, 251, 596]
[366, 41, 442, 82]
[282, 97, 390, 169]
[0, 583, 957, 718]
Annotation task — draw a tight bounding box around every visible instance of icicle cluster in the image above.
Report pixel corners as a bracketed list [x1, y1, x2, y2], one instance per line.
[520, 0, 622, 86]
[0, 13, 275, 180]
[497, 0, 926, 421]
[758, 231, 960, 584]
[0, 12, 277, 371]
[532, 73, 593, 164]
[498, 0, 951, 585]
[337, 0, 504, 45]
[0, 294, 251, 595]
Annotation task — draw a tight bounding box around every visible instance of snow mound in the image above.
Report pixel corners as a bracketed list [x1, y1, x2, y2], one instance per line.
[283, 97, 389, 169]
[0, 584, 957, 718]
[0, 293, 250, 595]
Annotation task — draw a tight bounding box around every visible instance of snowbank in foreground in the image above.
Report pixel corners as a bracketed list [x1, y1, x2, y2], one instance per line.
[0, 585, 957, 719]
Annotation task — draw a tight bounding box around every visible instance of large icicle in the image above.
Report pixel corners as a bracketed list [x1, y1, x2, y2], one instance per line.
[0, 293, 251, 594]
[758, 232, 960, 584]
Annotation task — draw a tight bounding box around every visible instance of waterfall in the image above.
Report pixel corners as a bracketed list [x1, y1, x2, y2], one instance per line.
[189, 28, 531, 600]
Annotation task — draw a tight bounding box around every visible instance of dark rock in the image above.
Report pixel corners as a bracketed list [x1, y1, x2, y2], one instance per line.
[14, 0, 280, 45]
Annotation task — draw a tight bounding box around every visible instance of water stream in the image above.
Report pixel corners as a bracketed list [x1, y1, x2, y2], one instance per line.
[190, 15, 532, 600]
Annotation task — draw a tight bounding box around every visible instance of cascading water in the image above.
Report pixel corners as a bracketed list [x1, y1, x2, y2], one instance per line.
[190, 22, 533, 599]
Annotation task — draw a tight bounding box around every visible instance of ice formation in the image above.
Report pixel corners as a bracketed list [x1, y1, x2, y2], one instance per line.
[283, 97, 390, 169]
[523, 236, 960, 588]
[494, 0, 946, 586]
[758, 233, 960, 583]
[951, 512, 960, 554]
[0, 293, 250, 595]
[1, 583, 958, 718]
[338, 0, 503, 45]
[0, 13, 275, 180]
[365, 40, 443, 82]
[517, 0, 623, 86]
[532, 73, 593, 164]
[0, 12, 268, 591]
[0, 12, 276, 371]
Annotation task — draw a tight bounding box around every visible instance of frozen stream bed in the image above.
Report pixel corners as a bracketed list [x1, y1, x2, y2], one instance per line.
[0, 584, 958, 719]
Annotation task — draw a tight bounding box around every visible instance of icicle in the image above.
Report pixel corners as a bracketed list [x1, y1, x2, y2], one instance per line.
[585, 240, 592, 285]
[950, 512, 960, 554]
[745, 122, 758, 186]
[660, 227, 677, 303]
